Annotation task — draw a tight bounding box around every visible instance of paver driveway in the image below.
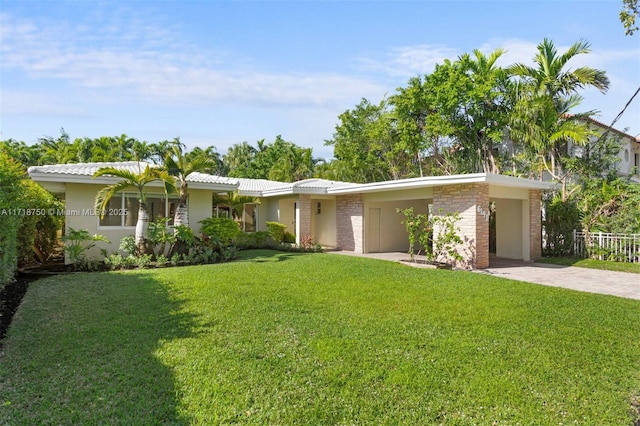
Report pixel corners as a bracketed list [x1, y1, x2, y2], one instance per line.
[477, 257, 640, 300]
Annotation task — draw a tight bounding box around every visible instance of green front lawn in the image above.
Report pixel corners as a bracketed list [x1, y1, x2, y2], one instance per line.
[2, 250, 639, 425]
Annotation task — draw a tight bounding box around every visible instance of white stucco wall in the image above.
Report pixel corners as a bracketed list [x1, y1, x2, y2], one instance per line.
[65, 183, 137, 259]
[188, 188, 212, 235]
[63, 183, 219, 260]
[277, 198, 297, 234]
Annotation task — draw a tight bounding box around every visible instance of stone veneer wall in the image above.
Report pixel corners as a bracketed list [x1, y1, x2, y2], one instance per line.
[297, 194, 312, 244]
[529, 189, 542, 261]
[336, 194, 364, 253]
[432, 183, 489, 268]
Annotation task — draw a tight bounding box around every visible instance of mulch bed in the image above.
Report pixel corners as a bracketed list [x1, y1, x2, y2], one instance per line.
[0, 263, 71, 344]
[0, 273, 35, 343]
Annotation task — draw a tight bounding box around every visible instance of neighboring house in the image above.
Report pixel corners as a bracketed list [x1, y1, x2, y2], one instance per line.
[28, 162, 553, 268]
[580, 117, 640, 182]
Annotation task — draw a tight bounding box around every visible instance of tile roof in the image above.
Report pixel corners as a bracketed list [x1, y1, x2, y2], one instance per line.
[28, 161, 154, 176]
[28, 162, 239, 187]
[28, 161, 555, 197]
[236, 178, 289, 194]
[291, 178, 353, 189]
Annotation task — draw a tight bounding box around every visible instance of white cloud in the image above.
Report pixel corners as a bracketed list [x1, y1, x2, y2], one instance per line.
[356, 44, 460, 77]
[0, 12, 385, 110]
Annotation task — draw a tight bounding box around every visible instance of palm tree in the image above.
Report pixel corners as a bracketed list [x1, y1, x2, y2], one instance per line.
[508, 39, 609, 102]
[507, 38, 610, 183]
[459, 47, 509, 173]
[94, 164, 176, 253]
[213, 191, 260, 223]
[224, 141, 257, 177]
[164, 138, 217, 228]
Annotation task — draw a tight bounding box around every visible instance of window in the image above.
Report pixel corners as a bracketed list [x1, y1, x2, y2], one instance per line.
[99, 193, 178, 228]
[242, 203, 257, 232]
[100, 196, 123, 227]
[212, 199, 258, 232]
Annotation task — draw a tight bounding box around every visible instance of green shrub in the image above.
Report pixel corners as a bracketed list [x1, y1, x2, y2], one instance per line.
[283, 232, 296, 244]
[16, 180, 63, 265]
[104, 253, 138, 270]
[543, 195, 580, 256]
[265, 221, 287, 243]
[119, 236, 137, 256]
[232, 231, 278, 250]
[397, 208, 464, 264]
[190, 234, 224, 264]
[0, 153, 27, 289]
[200, 217, 241, 244]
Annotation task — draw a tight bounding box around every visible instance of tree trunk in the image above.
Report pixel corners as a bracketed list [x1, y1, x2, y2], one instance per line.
[173, 185, 189, 229]
[173, 203, 188, 228]
[135, 202, 150, 254]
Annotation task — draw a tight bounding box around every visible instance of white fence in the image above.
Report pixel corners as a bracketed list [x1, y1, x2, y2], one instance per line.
[573, 230, 640, 263]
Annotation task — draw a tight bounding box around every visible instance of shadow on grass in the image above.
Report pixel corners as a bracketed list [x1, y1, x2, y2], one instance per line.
[0, 271, 198, 425]
[235, 249, 305, 263]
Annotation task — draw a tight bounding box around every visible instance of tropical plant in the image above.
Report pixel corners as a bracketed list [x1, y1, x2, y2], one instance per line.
[507, 38, 610, 198]
[164, 138, 218, 228]
[212, 191, 261, 222]
[16, 180, 64, 265]
[199, 217, 241, 244]
[397, 207, 425, 261]
[61, 228, 110, 266]
[397, 208, 464, 264]
[224, 141, 257, 177]
[148, 217, 174, 257]
[93, 163, 176, 253]
[427, 212, 464, 265]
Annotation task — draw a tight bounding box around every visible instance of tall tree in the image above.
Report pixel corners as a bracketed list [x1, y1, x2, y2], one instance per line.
[507, 38, 610, 198]
[94, 164, 176, 253]
[38, 129, 75, 164]
[186, 146, 225, 175]
[224, 141, 257, 178]
[0, 139, 43, 168]
[326, 98, 409, 182]
[164, 138, 217, 228]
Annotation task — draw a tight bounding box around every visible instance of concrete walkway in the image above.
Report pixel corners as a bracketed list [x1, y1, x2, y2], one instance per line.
[328, 251, 640, 300]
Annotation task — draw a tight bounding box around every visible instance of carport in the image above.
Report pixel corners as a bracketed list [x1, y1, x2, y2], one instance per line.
[328, 174, 553, 269]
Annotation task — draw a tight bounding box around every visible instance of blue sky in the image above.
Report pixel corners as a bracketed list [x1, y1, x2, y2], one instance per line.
[1, 0, 638, 160]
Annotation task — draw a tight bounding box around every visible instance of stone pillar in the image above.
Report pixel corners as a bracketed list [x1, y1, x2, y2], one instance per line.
[336, 194, 364, 253]
[529, 189, 542, 261]
[296, 194, 312, 245]
[432, 183, 489, 269]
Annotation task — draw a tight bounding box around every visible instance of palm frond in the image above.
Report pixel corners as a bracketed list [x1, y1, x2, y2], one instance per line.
[94, 181, 133, 218]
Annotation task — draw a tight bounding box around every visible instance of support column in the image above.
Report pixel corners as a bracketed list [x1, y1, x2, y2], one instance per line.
[432, 183, 489, 269]
[296, 194, 312, 245]
[336, 194, 364, 253]
[529, 189, 542, 261]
